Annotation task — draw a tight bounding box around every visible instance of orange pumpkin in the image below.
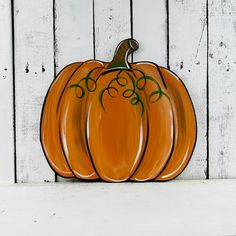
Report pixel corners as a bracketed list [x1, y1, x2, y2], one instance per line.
[40, 39, 197, 182]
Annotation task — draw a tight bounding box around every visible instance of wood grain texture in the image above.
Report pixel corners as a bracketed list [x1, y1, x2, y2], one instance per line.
[14, 0, 55, 182]
[208, 0, 236, 178]
[169, 0, 207, 179]
[94, 0, 131, 61]
[54, 0, 94, 182]
[132, 0, 167, 66]
[0, 0, 14, 183]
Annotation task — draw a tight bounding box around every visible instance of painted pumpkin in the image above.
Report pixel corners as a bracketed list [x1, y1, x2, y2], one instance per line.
[40, 39, 197, 182]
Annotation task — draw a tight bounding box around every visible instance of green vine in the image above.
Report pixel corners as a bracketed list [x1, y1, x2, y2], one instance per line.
[69, 67, 169, 115]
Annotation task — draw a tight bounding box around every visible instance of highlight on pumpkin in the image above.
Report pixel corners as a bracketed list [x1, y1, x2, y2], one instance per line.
[40, 38, 197, 182]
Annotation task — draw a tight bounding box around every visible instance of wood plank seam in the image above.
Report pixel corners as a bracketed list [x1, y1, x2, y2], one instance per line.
[206, 0, 209, 179]
[11, 0, 17, 183]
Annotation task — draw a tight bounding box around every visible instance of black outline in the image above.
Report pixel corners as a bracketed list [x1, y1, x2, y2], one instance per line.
[157, 64, 167, 89]
[206, 0, 209, 179]
[56, 64, 84, 112]
[11, 0, 17, 183]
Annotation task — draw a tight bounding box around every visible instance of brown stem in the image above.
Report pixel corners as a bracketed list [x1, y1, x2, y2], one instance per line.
[107, 39, 139, 69]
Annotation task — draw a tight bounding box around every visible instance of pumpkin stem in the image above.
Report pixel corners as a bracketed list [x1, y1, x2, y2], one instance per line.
[107, 39, 139, 69]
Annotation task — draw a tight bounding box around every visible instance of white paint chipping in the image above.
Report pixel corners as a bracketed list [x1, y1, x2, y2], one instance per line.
[0, 0, 14, 183]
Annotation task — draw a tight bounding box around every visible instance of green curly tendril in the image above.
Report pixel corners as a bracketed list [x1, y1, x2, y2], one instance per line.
[69, 67, 169, 115]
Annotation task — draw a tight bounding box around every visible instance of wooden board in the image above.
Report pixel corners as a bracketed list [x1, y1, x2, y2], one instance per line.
[94, 0, 131, 61]
[0, 0, 14, 183]
[169, 0, 207, 179]
[14, 0, 55, 182]
[133, 0, 167, 66]
[208, 0, 236, 178]
[54, 0, 94, 182]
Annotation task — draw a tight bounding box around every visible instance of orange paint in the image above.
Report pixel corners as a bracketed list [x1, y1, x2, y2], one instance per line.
[40, 39, 197, 182]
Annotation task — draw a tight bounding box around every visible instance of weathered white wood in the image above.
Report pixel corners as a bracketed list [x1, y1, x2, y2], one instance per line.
[55, 0, 94, 70]
[133, 0, 167, 66]
[169, 0, 207, 179]
[94, 0, 131, 61]
[0, 0, 14, 183]
[55, 0, 94, 182]
[14, 0, 55, 182]
[0, 180, 236, 235]
[209, 0, 236, 178]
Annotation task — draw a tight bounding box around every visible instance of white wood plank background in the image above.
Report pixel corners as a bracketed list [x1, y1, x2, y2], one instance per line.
[0, 0, 236, 183]
[208, 0, 236, 178]
[94, 0, 131, 61]
[14, 0, 55, 183]
[133, 0, 167, 66]
[0, 0, 14, 183]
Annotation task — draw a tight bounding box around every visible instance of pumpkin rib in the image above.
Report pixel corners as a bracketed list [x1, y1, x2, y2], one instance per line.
[58, 117, 77, 179]
[151, 103, 176, 181]
[125, 69, 153, 181]
[129, 63, 174, 181]
[128, 113, 150, 180]
[84, 115, 103, 181]
[54, 62, 85, 179]
[58, 61, 105, 180]
[40, 62, 82, 178]
[87, 70, 147, 182]
[156, 67, 197, 181]
[149, 63, 176, 181]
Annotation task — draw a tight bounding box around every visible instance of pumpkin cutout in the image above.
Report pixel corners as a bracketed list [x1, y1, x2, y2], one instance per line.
[40, 39, 197, 182]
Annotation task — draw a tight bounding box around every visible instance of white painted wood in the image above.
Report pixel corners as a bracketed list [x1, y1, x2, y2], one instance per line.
[55, 0, 94, 70]
[14, 0, 55, 182]
[0, 1, 14, 183]
[133, 0, 167, 66]
[0, 0, 234, 182]
[209, 0, 236, 178]
[169, 0, 207, 179]
[0, 180, 236, 235]
[54, 0, 94, 182]
[94, 0, 131, 61]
